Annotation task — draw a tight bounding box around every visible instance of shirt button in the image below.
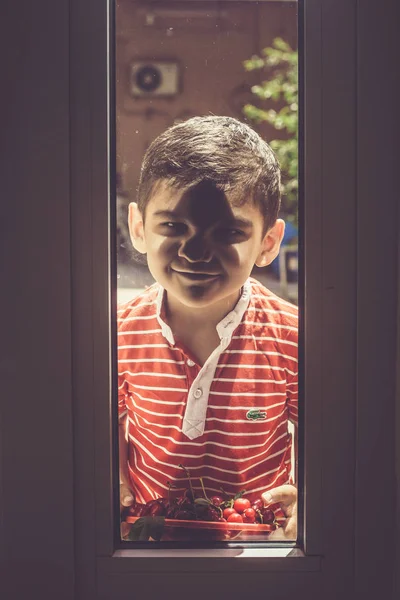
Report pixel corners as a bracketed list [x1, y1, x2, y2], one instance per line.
[187, 359, 195, 367]
[193, 388, 202, 399]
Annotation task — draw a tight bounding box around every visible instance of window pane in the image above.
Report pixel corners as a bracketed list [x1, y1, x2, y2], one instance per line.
[115, 0, 299, 545]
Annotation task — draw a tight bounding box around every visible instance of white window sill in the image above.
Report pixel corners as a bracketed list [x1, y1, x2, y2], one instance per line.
[104, 547, 321, 573]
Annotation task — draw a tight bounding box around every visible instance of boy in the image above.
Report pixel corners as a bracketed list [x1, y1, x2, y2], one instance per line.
[118, 116, 298, 540]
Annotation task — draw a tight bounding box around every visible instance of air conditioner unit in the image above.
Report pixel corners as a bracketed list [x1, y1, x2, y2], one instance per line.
[129, 61, 180, 97]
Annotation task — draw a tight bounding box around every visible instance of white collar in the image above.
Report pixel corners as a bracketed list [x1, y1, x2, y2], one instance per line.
[155, 278, 252, 346]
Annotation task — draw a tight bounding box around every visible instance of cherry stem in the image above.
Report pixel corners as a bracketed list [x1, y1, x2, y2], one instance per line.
[166, 481, 171, 504]
[199, 477, 209, 501]
[178, 464, 195, 500]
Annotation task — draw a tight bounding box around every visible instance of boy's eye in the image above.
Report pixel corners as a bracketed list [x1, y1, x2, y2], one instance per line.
[216, 228, 246, 242]
[159, 222, 186, 234]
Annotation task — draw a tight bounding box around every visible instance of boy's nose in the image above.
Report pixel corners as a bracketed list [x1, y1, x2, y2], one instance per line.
[178, 234, 213, 263]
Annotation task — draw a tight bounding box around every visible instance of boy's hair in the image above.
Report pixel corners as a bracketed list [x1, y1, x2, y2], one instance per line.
[137, 115, 281, 233]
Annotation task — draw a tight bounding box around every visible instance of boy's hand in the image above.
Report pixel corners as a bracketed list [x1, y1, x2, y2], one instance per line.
[120, 482, 135, 509]
[120, 482, 135, 540]
[262, 484, 297, 541]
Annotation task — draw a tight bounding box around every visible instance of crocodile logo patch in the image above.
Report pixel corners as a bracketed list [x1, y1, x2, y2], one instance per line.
[246, 409, 267, 421]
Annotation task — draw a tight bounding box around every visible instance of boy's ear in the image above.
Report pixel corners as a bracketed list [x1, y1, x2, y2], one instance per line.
[255, 219, 285, 267]
[128, 202, 147, 254]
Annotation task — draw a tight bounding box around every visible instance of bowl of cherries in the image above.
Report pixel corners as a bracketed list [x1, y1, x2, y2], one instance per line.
[123, 465, 285, 541]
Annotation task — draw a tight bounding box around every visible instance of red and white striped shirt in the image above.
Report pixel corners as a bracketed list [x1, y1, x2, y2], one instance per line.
[118, 277, 298, 504]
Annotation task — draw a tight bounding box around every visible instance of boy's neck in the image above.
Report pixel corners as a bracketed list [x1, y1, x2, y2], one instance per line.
[164, 288, 241, 332]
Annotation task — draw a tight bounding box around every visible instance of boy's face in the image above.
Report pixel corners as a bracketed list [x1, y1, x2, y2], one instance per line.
[129, 179, 284, 310]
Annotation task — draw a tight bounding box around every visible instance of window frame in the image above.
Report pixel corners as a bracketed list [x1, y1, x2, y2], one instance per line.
[1, 0, 397, 599]
[70, 0, 397, 592]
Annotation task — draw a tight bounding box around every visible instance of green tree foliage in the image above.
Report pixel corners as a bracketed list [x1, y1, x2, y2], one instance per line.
[243, 38, 298, 225]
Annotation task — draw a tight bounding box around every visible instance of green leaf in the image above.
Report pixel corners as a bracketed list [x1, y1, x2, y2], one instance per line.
[242, 36, 299, 227]
[243, 56, 265, 71]
[127, 516, 165, 541]
[233, 489, 246, 500]
[194, 497, 211, 506]
[273, 37, 291, 52]
[220, 498, 234, 509]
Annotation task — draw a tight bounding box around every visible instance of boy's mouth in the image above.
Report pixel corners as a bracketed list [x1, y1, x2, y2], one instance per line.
[171, 269, 221, 281]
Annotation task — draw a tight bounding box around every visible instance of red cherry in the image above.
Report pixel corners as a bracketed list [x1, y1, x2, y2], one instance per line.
[175, 509, 194, 520]
[184, 489, 195, 502]
[233, 498, 251, 513]
[142, 499, 169, 517]
[223, 507, 236, 519]
[227, 512, 243, 523]
[210, 495, 224, 507]
[203, 507, 219, 522]
[178, 497, 193, 509]
[166, 503, 179, 519]
[262, 509, 275, 524]
[149, 502, 166, 517]
[242, 508, 256, 523]
[252, 498, 264, 511]
[128, 502, 145, 516]
[194, 505, 209, 520]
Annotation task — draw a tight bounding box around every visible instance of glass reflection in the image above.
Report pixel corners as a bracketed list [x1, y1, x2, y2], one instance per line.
[116, 0, 298, 543]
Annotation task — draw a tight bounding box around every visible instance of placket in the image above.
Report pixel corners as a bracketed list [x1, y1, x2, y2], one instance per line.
[181, 335, 231, 440]
[155, 280, 252, 440]
[183, 355, 200, 390]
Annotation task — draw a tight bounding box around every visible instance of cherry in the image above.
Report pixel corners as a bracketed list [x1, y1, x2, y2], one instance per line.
[175, 509, 195, 520]
[242, 508, 256, 523]
[177, 497, 194, 511]
[210, 495, 224, 507]
[184, 489, 195, 502]
[166, 504, 179, 519]
[160, 474, 278, 530]
[194, 505, 209, 520]
[262, 509, 275, 524]
[223, 507, 236, 520]
[142, 499, 166, 517]
[128, 502, 146, 517]
[149, 502, 166, 517]
[227, 512, 243, 523]
[205, 507, 220, 522]
[252, 498, 264, 511]
[233, 498, 251, 514]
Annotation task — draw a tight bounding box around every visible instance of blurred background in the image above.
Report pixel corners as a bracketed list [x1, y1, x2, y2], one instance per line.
[115, 0, 298, 304]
